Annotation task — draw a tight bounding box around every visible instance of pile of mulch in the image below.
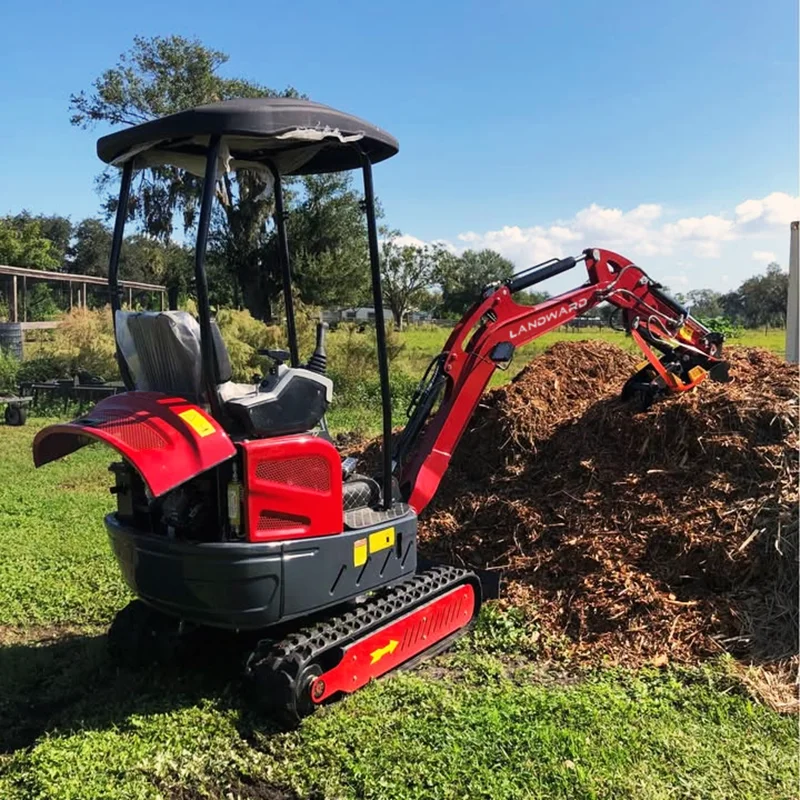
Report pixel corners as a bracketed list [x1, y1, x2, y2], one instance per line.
[414, 341, 798, 696]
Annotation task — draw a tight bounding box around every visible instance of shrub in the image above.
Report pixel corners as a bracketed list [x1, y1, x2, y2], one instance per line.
[52, 307, 118, 378]
[27, 284, 60, 321]
[215, 308, 282, 381]
[0, 349, 19, 394]
[18, 354, 70, 383]
[21, 307, 118, 382]
[215, 299, 322, 382]
[698, 316, 744, 338]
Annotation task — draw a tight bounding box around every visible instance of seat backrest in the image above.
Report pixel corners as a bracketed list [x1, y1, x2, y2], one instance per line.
[116, 311, 202, 399]
[116, 311, 232, 401]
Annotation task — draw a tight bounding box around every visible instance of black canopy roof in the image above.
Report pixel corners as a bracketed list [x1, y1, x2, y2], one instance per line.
[96, 98, 399, 175]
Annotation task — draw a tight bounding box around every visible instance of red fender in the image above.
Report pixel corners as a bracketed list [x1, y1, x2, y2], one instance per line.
[32, 392, 235, 498]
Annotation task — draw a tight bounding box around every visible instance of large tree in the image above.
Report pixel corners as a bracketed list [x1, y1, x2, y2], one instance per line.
[515, 289, 551, 307]
[70, 35, 370, 320]
[286, 174, 371, 309]
[380, 240, 444, 329]
[717, 263, 789, 329]
[70, 217, 112, 276]
[70, 35, 290, 317]
[438, 249, 515, 317]
[738, 262, 789, 329]
[70, 36, 287, 239]
[0, 216, 61, 269]
[684, 288, 723, 319]
[3, 212, 72, 266]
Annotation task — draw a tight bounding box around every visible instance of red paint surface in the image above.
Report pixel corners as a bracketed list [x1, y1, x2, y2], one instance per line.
[312, 583, 476, 702]
[402, 248, 727, 513]
[33, 392, 235, 497]
[242, 434, 343, 541]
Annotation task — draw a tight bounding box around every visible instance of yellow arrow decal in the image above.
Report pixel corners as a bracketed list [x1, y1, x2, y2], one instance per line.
[369, 639, 399, 665]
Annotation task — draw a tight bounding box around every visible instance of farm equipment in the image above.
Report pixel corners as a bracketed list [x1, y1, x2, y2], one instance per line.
[32, 98, 730, 724]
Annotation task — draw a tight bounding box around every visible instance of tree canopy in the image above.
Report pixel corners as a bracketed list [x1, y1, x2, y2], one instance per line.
[380, 240, 446, 328]
[438, 249, 516, 317]
[0, 216, 62, 270]
[720, 262, 789, 330]
[69, 35, 372, 320]
[682, 289, 724, 319]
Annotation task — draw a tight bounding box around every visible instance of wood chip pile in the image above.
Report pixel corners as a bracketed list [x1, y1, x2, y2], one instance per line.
[418, 341, 798, 674]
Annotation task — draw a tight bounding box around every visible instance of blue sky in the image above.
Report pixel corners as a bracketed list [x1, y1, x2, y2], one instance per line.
[0, 0, 797, 293]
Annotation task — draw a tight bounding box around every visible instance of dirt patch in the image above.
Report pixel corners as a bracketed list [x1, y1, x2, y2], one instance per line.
[168, 782, 317, 800]
[407, 342, 797, 685]
[0, 623, 97, 647]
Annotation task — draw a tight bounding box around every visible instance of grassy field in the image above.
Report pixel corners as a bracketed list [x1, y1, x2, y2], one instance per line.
[387, 324, 787, 374]
[0, 422, 796, 799]
[326, 325, 788, 435]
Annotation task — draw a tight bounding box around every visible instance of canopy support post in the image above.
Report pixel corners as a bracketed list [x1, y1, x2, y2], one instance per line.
[195, 137, 224, 419]
[109, 161, 135, 389]
[268, 164, 299, 367]
[360, 153, 393, 510]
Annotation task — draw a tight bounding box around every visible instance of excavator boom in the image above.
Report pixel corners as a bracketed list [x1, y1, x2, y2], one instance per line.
[396, 247, 730, 513]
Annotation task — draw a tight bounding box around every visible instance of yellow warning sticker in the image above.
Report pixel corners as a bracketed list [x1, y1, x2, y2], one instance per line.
[369, 527, 396, 555]
[178, 408, 216, 438]
[679, 324, 693, 341]
[688, 365, 707, 382]
[353, 538, 368, 567]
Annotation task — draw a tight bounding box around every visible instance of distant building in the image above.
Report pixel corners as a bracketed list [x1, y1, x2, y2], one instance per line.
[321, 307, 435, 326]
[323, 306, 396, 324]
[565, 316, 604, 329]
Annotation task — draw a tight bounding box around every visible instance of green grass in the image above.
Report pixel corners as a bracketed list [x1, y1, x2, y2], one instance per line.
[0, 424, 129, 627]
[0, 422, 796, 799]
[324, 325, 788, 436]
[1, 649, 795, 800]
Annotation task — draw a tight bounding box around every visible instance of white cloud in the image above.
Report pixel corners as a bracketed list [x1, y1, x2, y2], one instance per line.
[661, 215, 735, 258]
[450, 202, 739, 264]
[385, 233, 458, 254]
[389, 233, 428, 248]
[752, 249, 777, 263]
[411, 191, 798, 269]
[398, 192, 796, 292]
[571, 203, 664, 257]
[457, 224, 579, 265]
[735, 192, 800, 231]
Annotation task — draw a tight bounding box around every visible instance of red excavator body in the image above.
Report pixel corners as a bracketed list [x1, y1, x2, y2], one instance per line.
[33, 98, 730, 725]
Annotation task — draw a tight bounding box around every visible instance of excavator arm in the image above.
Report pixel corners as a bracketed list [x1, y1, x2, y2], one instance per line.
[395, 247, 730, 513]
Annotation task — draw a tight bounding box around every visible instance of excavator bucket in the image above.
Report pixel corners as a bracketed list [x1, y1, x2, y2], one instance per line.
[709, 361, 732, 383]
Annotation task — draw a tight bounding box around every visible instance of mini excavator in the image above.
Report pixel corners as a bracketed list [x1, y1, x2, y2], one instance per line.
[32, 99, 730, 723]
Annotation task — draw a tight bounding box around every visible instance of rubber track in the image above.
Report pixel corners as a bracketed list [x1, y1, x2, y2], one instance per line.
[246, 565, 479, 724]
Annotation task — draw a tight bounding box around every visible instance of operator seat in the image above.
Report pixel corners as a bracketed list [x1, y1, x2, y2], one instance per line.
[115, 311, 331, 438]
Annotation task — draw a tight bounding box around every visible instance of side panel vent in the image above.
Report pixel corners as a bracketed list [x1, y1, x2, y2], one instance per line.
[257, 511, 310, 536]
[254, 456, 331, 491]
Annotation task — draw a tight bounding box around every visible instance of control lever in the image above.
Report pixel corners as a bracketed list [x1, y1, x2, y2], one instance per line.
[305, 323, 328, 375]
